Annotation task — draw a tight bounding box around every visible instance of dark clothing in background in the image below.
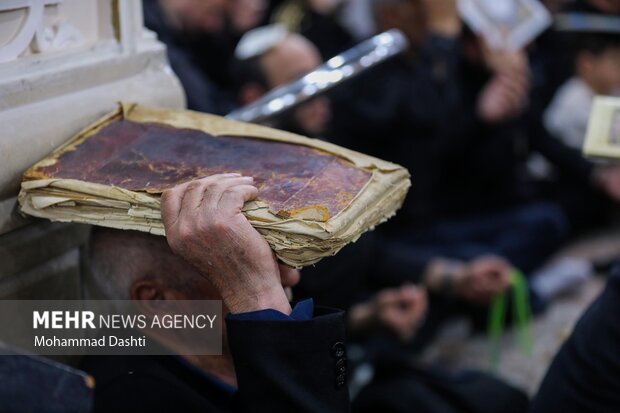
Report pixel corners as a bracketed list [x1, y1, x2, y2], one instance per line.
[272, 0, 355, 59]
[294, 8, 354, 59]
[354, 357, 529, 413]
[327, 32, 603, 277]
[330, 36, 530, 229]
[297, 237, 529, 413]
[380, 201, 569, 278]
[525, 18, 611, 233]
[528, 29, 575, 116]
[0, 351, 93, 413]
[565, 0, 620, 14]
[297, 203, 559, 351]
[143, 0, 237, 115]
[530, 266, 620, 413]
[81, 308, 349, 413]
[297, 233, 381, 311]
[331, 35, 594, 232]
[298, 201, 567, 306]
[528, 0, 620, 113]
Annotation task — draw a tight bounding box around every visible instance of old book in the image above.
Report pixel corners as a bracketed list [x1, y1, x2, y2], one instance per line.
[19, 103, 410, 268]
[584, 96, 620, 160]
[458, 0, 551, 51]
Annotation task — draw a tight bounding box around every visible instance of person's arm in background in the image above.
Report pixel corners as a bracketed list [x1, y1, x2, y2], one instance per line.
[378, 241, 512, 306]
[528, 113, 595, 184]
[419, 0, 491, 163]
[531, 266, 620, 413]
[424, 256, 513, 305]
[348, 285, 427, 342]
[433, 39, 532, 164]
[161, 174, 349, 413]
[329, 0, 470, 152]
[529, 110, 620, 203]
[345, 255, 511, 349]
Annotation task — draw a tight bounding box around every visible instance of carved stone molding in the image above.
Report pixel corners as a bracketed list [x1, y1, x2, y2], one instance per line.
[0, 0, 185, 217]
[0, 0, 88, 62]
[0, 0, 185, 304]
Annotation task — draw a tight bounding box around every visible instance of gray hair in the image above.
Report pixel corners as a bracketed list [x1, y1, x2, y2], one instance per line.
[84, 227, 202, 299]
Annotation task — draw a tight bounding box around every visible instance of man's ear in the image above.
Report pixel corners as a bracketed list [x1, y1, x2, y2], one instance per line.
[239, 83, 266, 105]
[130, 279, 162, 301]
[130, 279, 188, 301]
[130, 279, 190, 322]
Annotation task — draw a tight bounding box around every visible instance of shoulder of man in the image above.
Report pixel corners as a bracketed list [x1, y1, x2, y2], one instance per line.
[80, 355, 227, 413]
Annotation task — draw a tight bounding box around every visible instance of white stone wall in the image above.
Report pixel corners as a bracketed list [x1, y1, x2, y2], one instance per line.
[0, 0, 185, 298]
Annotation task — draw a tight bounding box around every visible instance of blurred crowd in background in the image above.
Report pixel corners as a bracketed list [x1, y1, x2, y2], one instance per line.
[141, 0, 620, 410]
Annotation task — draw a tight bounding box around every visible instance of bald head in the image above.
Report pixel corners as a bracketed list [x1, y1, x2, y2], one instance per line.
[260, 34, 322, 87]
[236, 33, 329, 136]
[261, 35, 329, 136]
[86, 227, 212, 300]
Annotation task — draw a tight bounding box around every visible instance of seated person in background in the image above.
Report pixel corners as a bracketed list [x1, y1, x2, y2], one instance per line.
[142, 0, 238, 115]
[234, 25, 330, 138]
[81, 174, 349, 413]
[529, 0, 620, 119]
[328, 0, 568, 278]
[299, 238, 529, 413]
[299, 231, 514, 349]
[532, 12, 620, 232]
[233, 26, 513, 332]
[231, 27, 527, 410]
[329, 0, 619, 285]
[531, 263, 620, 413]
[544, 29, 620, 149]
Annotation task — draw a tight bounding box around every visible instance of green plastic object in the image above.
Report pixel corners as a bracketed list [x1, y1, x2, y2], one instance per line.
[488, 270, 534, 371]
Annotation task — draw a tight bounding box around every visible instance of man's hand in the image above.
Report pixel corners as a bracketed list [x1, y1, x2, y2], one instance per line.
[454, 256, 512, 304]
[477, 45, 530, 123]
[425, 255, 512, 304]
[349, 285, 427, 342]
[375, 285, 428, 341]
[161, 174, 291, 315]
[478, 71, 530, 123]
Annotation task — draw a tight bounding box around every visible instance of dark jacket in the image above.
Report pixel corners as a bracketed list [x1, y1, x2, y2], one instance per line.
[531, 266, 620, 413]
[80, 307, 349, 413]
[329, 35, 594, 231]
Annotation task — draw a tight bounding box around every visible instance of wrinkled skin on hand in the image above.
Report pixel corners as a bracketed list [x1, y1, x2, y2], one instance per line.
[161, 173, 295, 315]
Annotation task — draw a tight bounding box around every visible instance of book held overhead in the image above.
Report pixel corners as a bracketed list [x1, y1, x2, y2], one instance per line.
[19, 103, 410, 268]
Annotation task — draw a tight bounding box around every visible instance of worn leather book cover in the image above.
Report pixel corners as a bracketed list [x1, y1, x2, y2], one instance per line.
[19, 103, 410, 267]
